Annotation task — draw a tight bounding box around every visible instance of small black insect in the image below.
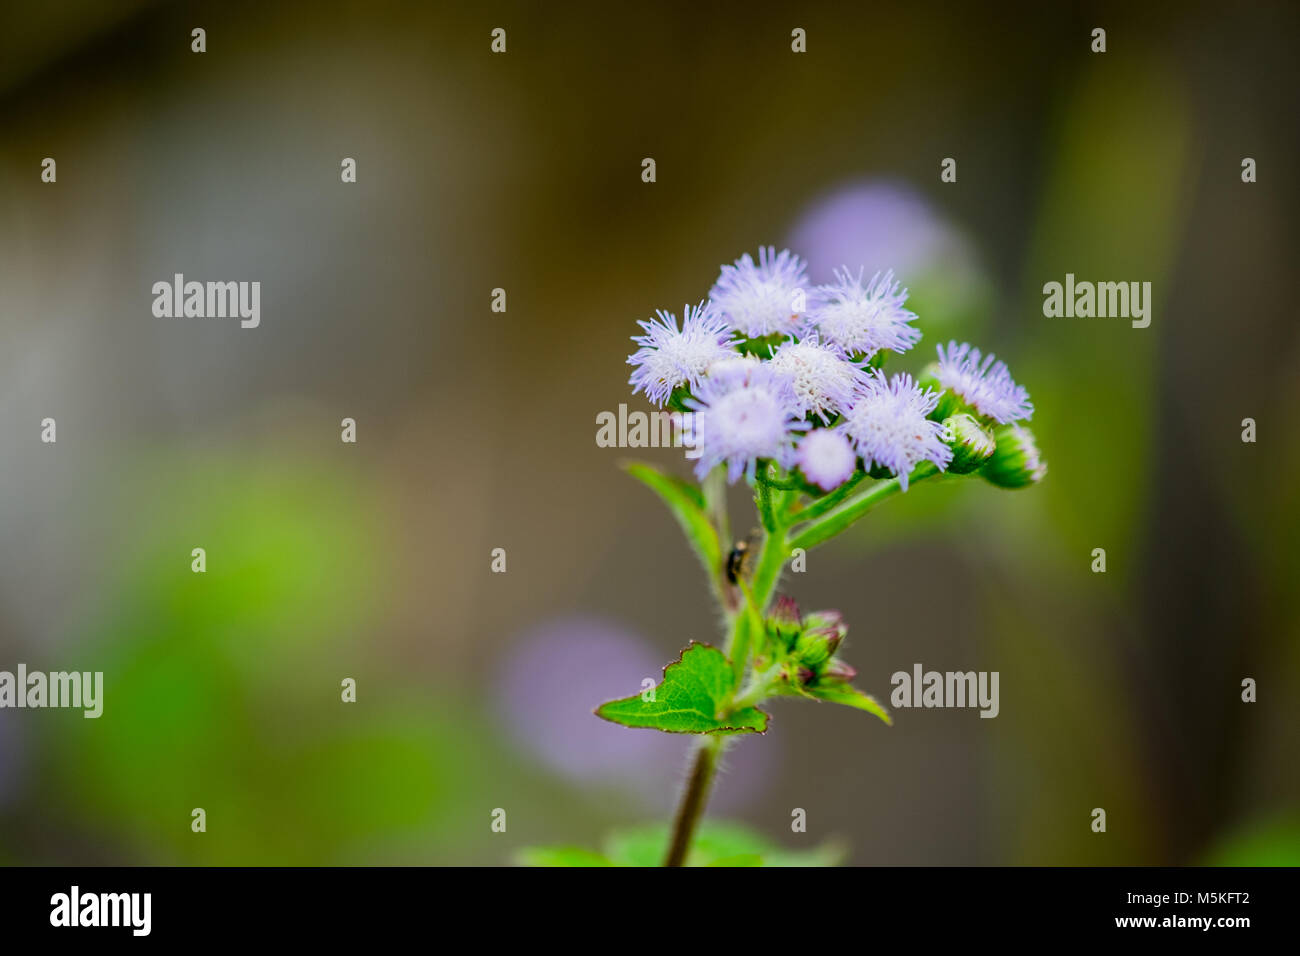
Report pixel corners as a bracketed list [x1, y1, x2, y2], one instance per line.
[725, 531, 758, 584]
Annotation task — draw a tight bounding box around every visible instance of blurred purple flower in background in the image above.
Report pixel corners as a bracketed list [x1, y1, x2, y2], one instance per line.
[497, 616, 774, 812]
[786, 180, 991, 345]
[787, 180, 966, 285]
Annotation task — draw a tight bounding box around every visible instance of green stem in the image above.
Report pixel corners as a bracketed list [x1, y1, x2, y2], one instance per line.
[724, 603, 753, 685]
[790, 469, 867, 523]
[732, 660, 781, 711]
[789, 466, 943, 552]
[702, 466, 730, 552]
[664, 461, 948, 866]
[703, 467, 739, 614]
[750, 525, 788, 613]
[666, 506, 790, 866]
[755, 469, 778, 533]
[663, 734, 723, 867]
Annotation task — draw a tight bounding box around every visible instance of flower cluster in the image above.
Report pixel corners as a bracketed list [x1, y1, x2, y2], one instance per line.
[764, 596, 856, 689]
[627, 246, 1044, 492]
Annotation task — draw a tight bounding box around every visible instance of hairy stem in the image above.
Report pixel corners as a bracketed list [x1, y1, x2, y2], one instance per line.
[663, 734, 723, 867]
[724, 602, 752, 684]
[666, 508, 791, 866]
[750, 525, 789, 613]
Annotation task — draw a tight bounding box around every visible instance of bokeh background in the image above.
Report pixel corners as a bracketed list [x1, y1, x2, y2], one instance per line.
[1, 0, 1297, 865]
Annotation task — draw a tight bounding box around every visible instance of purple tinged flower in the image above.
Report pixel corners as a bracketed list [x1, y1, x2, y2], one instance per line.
[709, 247, 808, 338]
[686, 362, 806, 483]
[838, 371, 952, 490]
[768, 337, 868, 423]
[704, 354, 762, 387]
[934, 341, 1034, 424]
[806, 267, 921, 357]
[627, 302, 735, 407]
[786, 179, 969, 285]
[796, 429, 857, 491]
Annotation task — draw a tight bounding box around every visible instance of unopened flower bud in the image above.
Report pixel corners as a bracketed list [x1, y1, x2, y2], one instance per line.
[942, 413, 996, 474]
[794, 631, 833, 667]
[802, 609, 844, 635]
[824, 658, 858, 682]
[768, 595, 802, 649]
[982, 423, 1047, 489]
[794, 610, 847, 667]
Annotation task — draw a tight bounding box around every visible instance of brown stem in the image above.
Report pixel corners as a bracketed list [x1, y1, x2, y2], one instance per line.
[663, 736, 722, 866]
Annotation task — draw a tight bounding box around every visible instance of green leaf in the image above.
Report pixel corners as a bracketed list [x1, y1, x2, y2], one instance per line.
[804, 680, 892, 725]
[514, 846, 614, 867]
[605, 821, 845, 867]
[595, 642, 768, 735]
[1202, 816, 1300, 866]
[622, 462, 722, 581]
[521, 822, 846, 867]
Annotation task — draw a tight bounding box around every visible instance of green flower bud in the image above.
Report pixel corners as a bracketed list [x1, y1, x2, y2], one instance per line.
[917, 363, 964, 421]
[794, 632, 832, 667]
[982, 423, 1047, 489]
[942, 413, 996, 474]
[794, 610, 846, 668]
[767, 595, 802, 650]
[824, 658, 858, 681]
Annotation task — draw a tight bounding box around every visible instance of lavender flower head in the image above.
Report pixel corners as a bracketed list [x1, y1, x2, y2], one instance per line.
[768, 336, 868, 423]
[839, 371, 952, 490]
[796, 429, 857, 491]
[627, 302, 735, 407]
[687, 362, 806, 483]
[806, 267, 921, 358]
[704, 353, 762, 386]
[934, 340, 1033, 424]
[709, 247, 808, 338]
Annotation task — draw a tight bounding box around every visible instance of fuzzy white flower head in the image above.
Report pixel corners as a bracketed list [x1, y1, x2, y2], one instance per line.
[807, 267, 921, 358]
[796, 429, 858, 491]
[934, 341, 1033, 424]
[627, 302, 735, 407]
[709, 247, 808, 338]
[839, 371, 952, 490]
[768, 337, 869, 423]
[704, 354, 763, 387]
[687, 363, 807, 483]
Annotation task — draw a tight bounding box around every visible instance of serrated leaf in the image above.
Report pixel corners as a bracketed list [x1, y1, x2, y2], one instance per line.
[514, 846, 614, 867]
[622, 462, 722, 580]
[805, 680, 892, 725]
[595, 642, 767, 735]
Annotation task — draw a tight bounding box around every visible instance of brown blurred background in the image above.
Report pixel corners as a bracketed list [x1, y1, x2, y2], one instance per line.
[0, 0, 1297, 865]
